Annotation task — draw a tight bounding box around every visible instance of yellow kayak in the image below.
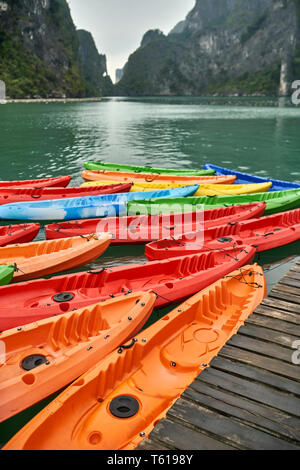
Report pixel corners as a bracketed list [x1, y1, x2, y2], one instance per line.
[81, 180, 272, 196]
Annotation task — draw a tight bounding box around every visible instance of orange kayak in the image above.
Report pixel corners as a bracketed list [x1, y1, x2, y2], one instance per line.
[3, 265, 265, 450]
[82, 170, 237, 185]
[0, 234, 111, 282]
[0, 291, 156, 423]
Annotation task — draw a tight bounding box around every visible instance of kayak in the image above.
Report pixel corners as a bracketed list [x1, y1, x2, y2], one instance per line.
[0, 223, 40, 247]
[0, 185, 199, 221]
[82, 170, 237, 185]
[0, 234, 111, 283]
[0, 176, 71, 189]
[84, 161, 215, 176]
[45, 203, 266, 244]
[0, 265, 14, 286]
[0, 184, 132, 205]
[0, 246, 255, 331]
[145, 208, 300, 260]
[3, 265, 265, 450]
[131, 182, 272, 196]
[82, 180, 272, 196]
[128, 189, 300, 217]
[0, 291, 156, 423]
[204, 164, 300, 191]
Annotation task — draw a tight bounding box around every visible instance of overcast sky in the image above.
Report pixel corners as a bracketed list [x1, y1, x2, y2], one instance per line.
[68, 0, 195, 81]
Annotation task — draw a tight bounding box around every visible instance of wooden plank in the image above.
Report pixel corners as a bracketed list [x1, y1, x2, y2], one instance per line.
[261, 297, 300, 314]
[268, 290, 296, 303]
[228, 334, 294, 363]
[139, 418, 236, 450]
[285, 271, 300, 280]
[290, 265, 300, 274]
[239, 323, 299, 348]
[184, 384, 300, 442]
[219, 345, 300, 381]
[167, 399, 299, 450]
[196, 368, 300, 417]
[253, 305, 300, 325]
[137, 438, 172, 451]
[210, 356, 300, 396]
[270, 282, 300, 303]
[279, 277, 300, 289]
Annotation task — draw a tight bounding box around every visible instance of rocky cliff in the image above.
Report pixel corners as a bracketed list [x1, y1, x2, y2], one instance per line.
[77, 29, 113, 97]
[117, 0, 300, 96]
[0, 0, 111, 98]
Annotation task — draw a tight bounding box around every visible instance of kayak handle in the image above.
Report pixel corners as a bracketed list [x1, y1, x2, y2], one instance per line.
[31, 194, 42, 199]
[87, 267, 107, 274]
[118, 338, 138, 353]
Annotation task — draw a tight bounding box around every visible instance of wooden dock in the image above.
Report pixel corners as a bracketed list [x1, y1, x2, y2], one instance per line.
[137, 260, 300, 451]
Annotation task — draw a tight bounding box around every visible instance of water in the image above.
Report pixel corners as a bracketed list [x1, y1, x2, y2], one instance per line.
[1, 97, 300, 184]
[0, 96, 299, 446]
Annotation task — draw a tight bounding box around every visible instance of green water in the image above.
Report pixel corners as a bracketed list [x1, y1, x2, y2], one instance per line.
[0, 96, 300, 447]
[1, 97, 300, 184]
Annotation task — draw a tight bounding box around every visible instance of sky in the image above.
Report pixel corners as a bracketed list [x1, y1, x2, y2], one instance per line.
[68, 0, 195, 81]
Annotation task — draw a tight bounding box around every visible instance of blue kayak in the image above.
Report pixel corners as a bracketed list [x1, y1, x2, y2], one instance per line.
[0, 185, 199, 221]
[204, 164, 300, 192]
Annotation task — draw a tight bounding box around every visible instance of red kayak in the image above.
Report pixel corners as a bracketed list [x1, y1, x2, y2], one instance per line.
[145, 208, 300, 260]
[44, 202, 266, 244]
[0, 223, 40, 247]
[0, 176, 71, 189]
[0, 245, 255, 331]
[0, 184, 132, 205]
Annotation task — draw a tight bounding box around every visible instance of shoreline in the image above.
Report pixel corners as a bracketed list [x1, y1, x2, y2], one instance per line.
[4, 97, 102, 104]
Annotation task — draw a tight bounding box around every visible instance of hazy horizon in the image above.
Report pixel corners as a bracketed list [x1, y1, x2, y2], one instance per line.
[68, 0, 195, 81]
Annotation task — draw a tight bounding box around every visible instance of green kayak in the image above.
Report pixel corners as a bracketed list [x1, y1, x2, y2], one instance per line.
[84, 161, 215, 176]
[0, 265, 14, 286]
[127, 189, 300, 217]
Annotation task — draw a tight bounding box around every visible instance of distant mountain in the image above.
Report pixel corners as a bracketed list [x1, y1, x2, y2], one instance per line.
[116, 0, 300, 97]
[115, 68, 124, 83]
[0, 0, 112, 98]
[77, 29, 113, 97]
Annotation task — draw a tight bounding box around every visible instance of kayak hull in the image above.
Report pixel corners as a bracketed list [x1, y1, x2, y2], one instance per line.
[3, 265, 265, 450]
[204, 164, 300, 191]
[0, 223, 40, 247]
[0, 185, 199, 221]
[131, 182, 272, 196]
[0, 246, 255, 331]
[84, 161, 215, 176]
[45, 203, 266, 244]
[0, 184, 132, 205]
[145, 208, 300, 260]
[0, 176, 71, 189]
[128, 189, 300, 217]
[83, 180, 272, 196]
[0, 234, 111, 283]
[0, 291, 156, 423]
[0, 265, 14, 286]
[82, 170, 237, 185]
